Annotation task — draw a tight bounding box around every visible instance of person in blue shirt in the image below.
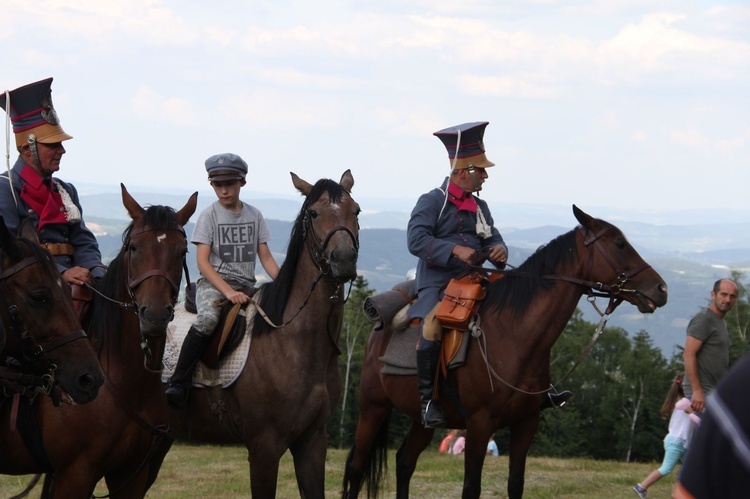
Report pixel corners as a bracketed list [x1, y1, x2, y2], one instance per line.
[0, 78, 105, 291]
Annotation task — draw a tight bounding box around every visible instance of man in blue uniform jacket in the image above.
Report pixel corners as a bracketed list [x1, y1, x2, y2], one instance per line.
[407, 121, 569, 428]
[0, 78, 105, 288]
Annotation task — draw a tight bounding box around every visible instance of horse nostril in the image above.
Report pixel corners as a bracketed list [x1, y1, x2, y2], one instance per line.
[78, 371, 102, 391]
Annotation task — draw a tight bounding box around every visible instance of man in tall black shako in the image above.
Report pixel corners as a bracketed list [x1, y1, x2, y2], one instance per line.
[0, 78, 105, 288]
[406, 121, 508, 428]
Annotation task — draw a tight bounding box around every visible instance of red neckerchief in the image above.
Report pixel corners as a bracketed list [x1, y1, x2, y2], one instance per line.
[447, 181, 477, 213]
[19, 164, 68, 231]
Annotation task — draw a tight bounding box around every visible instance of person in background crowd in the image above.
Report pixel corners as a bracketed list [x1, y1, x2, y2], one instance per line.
[632, 374, 700, 499]
[682, 278, 738, 414]
[486, 436, 499, 457]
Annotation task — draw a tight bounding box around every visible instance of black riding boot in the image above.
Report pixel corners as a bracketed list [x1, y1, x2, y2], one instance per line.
[165, 327, 211, 409]
[417, 340, 446, 428]
[541, 390, 573, 410]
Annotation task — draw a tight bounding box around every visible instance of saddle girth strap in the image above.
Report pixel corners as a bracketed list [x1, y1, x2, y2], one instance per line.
[15, 396, 54, 471]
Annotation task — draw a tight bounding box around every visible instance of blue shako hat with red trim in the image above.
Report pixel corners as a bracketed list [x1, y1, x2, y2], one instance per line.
[433, 121, 494, 169]
[0, 77, 72, 148]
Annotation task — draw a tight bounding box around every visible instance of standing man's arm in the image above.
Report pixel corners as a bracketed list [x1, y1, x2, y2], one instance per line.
[684, 335, 705, 412]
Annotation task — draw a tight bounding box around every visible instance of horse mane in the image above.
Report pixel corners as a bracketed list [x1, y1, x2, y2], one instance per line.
[483, 227, 580, 318]
[88, 204, 179, 354]
[253, 178, 349, 335]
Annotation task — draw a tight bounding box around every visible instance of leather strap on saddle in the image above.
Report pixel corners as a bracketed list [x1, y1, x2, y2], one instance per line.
[200, 287, 255, 369]
[71, 283, 93, 326]
[41, 242, 75, 256]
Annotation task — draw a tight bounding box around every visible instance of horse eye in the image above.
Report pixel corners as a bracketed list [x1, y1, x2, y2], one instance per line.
[30, 291, 49, 304]
[309, 210, 319, 220]
[615, 237, 626, 249]
[129, 243, 138, 252]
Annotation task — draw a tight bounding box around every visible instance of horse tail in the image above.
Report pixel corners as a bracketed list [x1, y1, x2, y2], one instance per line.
[342, 415, 390, 499]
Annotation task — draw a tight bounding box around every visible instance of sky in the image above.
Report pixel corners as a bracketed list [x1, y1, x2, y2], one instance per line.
[2, 0, 749, 217]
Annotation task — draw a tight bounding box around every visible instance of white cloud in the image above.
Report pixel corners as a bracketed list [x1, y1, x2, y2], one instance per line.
[131, 86, 199, 127]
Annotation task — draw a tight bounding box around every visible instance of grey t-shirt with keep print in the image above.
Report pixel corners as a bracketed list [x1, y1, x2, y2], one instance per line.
[191, 201, 271, 288]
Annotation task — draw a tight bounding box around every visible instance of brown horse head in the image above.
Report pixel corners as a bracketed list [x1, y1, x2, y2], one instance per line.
[0, 216, 104, 405]
[573, 205, 667, 313]
[291, 169, 359, 282]
[120, 185, 198, 338]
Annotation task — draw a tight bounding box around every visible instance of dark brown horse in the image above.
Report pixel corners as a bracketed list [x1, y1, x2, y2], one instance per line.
[342, 205, 668, 499]
[0, 217, 103, 405]
[150, 170, 360, 498]
[0, 185, 197, 498]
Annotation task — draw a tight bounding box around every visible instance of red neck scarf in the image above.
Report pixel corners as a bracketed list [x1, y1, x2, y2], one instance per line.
[447, 181, 477, 213]
[19, 165, 68, 231]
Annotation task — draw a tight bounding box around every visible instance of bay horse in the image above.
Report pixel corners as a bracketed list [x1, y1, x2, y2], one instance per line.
[150, 170, 360, 498]
[0, 217, 103, 405]
[342, 205, 668, 499]
[0, 185, 197, 498]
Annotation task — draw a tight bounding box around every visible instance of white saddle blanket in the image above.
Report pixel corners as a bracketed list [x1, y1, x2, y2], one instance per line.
[161, 302, 253, 388]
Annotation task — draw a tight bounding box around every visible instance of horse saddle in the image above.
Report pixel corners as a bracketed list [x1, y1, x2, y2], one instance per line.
[199, 287, 257, 369]
[379, 271, 504, 376]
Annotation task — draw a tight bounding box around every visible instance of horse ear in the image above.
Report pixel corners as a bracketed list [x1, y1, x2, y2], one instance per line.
[19, 217, 40, 243]
[339, 169, 354, 191]
[121, 184, 145, 221]
[175, 192, 199, 227]
[290, 172, 312, 196]
[572, 204, 593, 228]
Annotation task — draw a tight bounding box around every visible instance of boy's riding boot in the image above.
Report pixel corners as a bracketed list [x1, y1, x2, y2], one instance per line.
[165, 326, 211, 409]
[541, 390, 573, 410]
[417, 340, 446, 428]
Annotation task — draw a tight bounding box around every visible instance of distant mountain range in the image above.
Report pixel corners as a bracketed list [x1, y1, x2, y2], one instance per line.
[82, 185, 750, 356]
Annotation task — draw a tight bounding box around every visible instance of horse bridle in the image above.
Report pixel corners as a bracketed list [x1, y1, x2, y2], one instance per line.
[124, 225, 186, 312]
[90, 225, 187, 317]
[302, 209, 359, 281]
[0, 252, 88, 401]
[253, 209, 359, 337]
[543, 224, 653, 314]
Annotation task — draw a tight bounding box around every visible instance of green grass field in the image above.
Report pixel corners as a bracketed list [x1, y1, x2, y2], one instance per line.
[0, 443, 677, 498]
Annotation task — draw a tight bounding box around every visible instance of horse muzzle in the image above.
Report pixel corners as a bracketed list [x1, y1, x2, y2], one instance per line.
[328, 247, 358, 282]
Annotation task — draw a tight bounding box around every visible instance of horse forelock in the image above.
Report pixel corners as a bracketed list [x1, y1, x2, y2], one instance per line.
[253, 179, 347, 335]
[484, 229, 579, 318]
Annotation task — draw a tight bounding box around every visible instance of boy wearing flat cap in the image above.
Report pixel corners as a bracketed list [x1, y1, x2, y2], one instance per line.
[0, 78, 105, 290]
[165, 153, 279, 408]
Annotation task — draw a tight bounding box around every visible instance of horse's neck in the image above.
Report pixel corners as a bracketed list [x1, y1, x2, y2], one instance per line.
[285, 262, 346, 347]
[495, 267, 585, 356]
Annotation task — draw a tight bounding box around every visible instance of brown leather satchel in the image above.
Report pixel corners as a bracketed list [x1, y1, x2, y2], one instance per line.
[435, 273, 486, 331]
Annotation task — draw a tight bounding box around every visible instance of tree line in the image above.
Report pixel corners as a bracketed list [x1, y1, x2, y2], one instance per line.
[327, 271, 750, 463]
